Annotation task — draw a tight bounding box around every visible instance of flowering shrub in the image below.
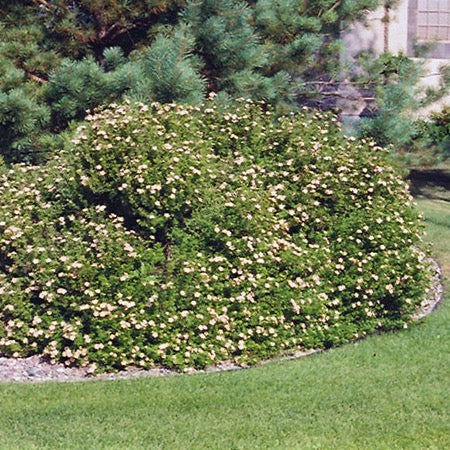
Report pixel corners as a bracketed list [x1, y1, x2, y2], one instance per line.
[0, 100, 432, 372]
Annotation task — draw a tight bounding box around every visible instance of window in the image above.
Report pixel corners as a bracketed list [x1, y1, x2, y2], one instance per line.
[408, 0, 450, 58]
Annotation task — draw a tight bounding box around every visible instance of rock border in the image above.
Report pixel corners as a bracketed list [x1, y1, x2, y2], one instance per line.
[0, 258, 445, 384]
[411, 257, 444, 319]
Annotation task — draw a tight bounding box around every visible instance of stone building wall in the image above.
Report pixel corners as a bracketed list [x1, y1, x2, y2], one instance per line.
[342, 0, 449, 117]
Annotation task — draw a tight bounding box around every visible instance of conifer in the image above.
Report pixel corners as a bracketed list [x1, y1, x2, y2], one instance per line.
[1, 0, 446, 162]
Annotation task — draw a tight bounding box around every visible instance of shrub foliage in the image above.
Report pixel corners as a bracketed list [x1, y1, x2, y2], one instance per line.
[0, 100, 431, 372]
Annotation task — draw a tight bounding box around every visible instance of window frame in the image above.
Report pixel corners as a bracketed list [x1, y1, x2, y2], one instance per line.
[407, 0, 450, 59]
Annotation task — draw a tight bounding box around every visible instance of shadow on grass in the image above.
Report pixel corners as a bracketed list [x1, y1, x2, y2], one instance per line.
[408, 169, 450, 202]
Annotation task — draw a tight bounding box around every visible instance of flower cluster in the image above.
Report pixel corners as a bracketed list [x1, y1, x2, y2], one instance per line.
[0, 100, 432, 372]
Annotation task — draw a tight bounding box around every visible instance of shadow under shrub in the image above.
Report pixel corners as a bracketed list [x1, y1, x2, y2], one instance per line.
[0, 99, 433, 372]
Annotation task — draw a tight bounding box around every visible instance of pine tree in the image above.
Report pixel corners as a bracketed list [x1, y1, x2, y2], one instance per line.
[21, 0, 185, 62]
[181, 0, 287, 101]
[252, 0, 379, 96]
[0, 89, 50, 162]
[5, 0, 443, 163]
[45, 55, 129, 128]
[0, 6, 53, 161]
[355, 52, 450, 151]
[131, 25, 206, 104]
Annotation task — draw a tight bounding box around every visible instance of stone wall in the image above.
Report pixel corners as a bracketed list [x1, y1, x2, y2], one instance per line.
[341, 0, 449, 117]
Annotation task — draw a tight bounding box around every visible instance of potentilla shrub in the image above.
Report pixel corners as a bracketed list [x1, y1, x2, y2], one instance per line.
[0, 99, 433, 372]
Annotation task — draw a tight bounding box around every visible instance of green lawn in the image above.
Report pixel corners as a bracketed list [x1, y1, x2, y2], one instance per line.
[0, 186, 449, 449]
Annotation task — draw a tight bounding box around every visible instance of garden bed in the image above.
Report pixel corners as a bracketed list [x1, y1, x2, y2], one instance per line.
[0, 100, 435, 374]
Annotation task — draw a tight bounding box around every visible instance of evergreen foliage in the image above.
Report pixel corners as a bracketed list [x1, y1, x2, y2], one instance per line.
[133, 25, 206, 103]
[408, 106, 450, 164]
[355, 53, 450, 160]
[0, 90, 50, 162]
[424, 106, 450, 158]
[181, 0, 281, 100]
[46, 57, 124, 127]
[0, 1, 447, 162]
[19, 0, 184, 60]
[0, 0, 385, 162]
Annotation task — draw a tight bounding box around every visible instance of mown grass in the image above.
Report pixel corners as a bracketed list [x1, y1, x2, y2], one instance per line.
[417, 199, 450, 278]
[0, 179, 449, 449]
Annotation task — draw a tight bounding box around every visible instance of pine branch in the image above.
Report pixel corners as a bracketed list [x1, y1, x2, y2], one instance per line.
[303, 80, 378, 86]
[320, 91, 375, 100]
[26, 72, 47, 84]
[31, 0, 52, 9]
[103, 24, 132, 42]
[327, 0, 344, 14]
[318, 0, 343, 18]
